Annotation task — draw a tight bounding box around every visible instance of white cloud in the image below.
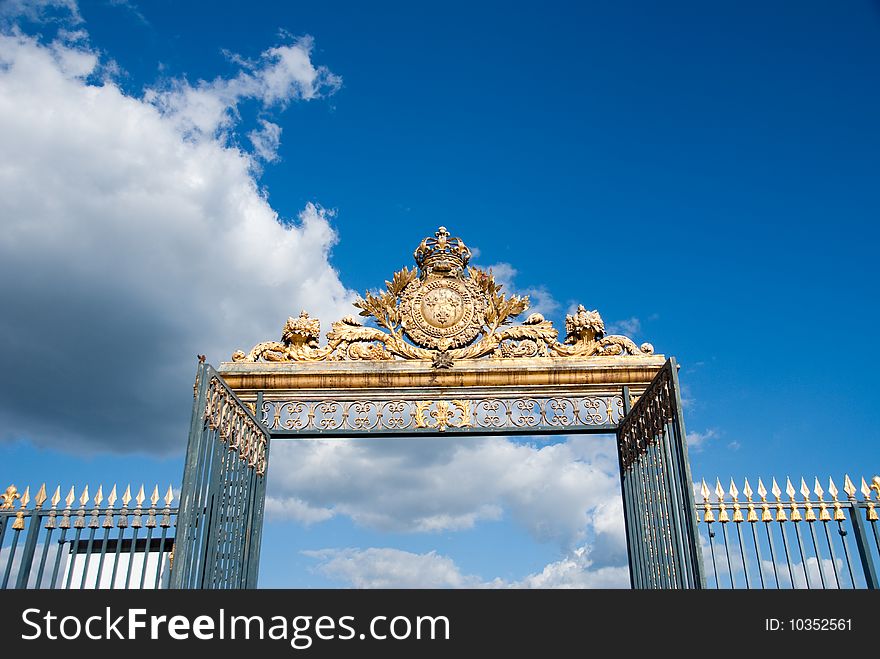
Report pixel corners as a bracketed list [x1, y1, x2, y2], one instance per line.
[144, 36, 341, 143]
[304, 548, 483, 589]
[266, 435, 627, 560]
[304, 545, 630, 589]
[249, 119, 283, 163]
[478, 261, 560, 318]
[0, 0, 81, 25]
[607, 316, 641, 337]
[686, 429, 718, 452]
[0, 30, 353, 452]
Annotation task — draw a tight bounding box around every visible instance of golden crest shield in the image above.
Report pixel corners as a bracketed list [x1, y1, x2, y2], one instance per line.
[400, 276, 486, 350]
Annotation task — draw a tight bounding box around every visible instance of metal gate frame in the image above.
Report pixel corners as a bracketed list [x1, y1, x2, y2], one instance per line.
[170, 359, 269, 589]
[618, 358, 705, 588]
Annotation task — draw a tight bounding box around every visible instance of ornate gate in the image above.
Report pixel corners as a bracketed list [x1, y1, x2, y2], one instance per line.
[170, 359, 269, 589]
[617, 359, 704, 588]
[178, 227, 704, 589]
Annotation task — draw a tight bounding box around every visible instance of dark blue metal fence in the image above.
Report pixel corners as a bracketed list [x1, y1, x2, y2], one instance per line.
[0, 483, 177, 589]
[696, 475, 879, 589]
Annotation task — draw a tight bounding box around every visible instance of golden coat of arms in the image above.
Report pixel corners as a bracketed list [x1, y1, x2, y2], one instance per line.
[399, 227, 485, 350]
[232, 226, 654, 366]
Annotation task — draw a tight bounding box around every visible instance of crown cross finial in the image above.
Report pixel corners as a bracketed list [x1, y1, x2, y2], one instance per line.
[413, 226, 471, 276]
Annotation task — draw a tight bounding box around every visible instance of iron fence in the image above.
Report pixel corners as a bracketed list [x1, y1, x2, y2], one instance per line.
[696, 475, 879, 589]
[0, 483, 178, 589]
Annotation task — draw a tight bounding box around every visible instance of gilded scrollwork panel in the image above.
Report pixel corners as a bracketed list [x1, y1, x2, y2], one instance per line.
[260, 394, 624, 435]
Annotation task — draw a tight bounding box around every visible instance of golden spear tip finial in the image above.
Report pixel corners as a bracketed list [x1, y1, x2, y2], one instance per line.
[79, 485, 89, 507]
[729, 478, 739, 499]
[94, 485, 104, 507]
[771, 478, 782, 500]
[122, 485, 131, 507]
[35, 483, 47, 508]
[151, 485, 159, 506]
[843, 474, 856, 499]
[135, 484, 145, 507]
[860, 477, 872, 499]
[165, 485, 174, 506]
[814, 477, 824, 499]
[107, 484, 117, 507]
[742, 478, 753, 500]
[50, 486, 60, 508]
[785, 477, 795, 499]
[757, 478, 767, 501]
[20, 485, 31, 508]
[700, 479, 710, 501]
[828, 477, 839, 500]
[714, 478, 724, 500]
[800, 478, 810, 499]
[65, 486, 75, 508]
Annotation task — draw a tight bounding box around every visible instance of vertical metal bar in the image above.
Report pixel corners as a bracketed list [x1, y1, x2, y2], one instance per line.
[198, 429, 228, 588]
[706, 519, 719, 588]
[1, 529, 22, 589]
[618, 386, 637, 589]
[735, 521, 751, 589]
[94, 524, 112, 590]
[847, 503, 879, 589]
[646, 441, 670, 588]
[64, 527, 83, 590]
[659, 422, 688, 587]
[720, 521, 735, 588]
[15, 510, 42, 589]
[154, 527, 169, 590]
[778, 522, 796, 588]
[793, 522, 812, 589]
[663, 418, 694, 587]
[749, 522, 765, 588]
[139, 526, 154, 589]
[764, 522, 781, 589]
[49, 528, 68, 589]
[35, 526, 54, 588]
[79, 526, 97, 589]
[837, 520, 857, 588]
[644, 439, 667, 588]
[109, 524, 125, 589]
[245, 458, 269, 588]
[821, 520, 842, 589]
[807, 522, 827, 589]
[667, 358, 704, 588]
[169, 359, 210, 589]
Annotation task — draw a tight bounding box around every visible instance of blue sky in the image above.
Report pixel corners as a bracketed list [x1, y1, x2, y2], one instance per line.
[0, 1, 878, 587]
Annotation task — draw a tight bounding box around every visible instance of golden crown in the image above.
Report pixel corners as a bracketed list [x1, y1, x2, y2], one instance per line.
[413, 226, 471, 275]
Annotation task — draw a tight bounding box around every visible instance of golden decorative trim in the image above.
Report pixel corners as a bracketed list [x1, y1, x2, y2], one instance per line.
[1, 484, 20, 510]
[232, 227, 654, 366]
[414, 400, 472, 432]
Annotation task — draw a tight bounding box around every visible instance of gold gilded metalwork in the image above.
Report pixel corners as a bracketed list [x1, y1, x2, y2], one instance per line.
[261, 394, 624, 432]
[862, 477, 877, 522]
[757, 479, 772, 522]
[786, 478, 802, 522]
[414, 400, 472, 432]
[743, 479, 758, 522]
[700, 480, 714, 523]
[205, 376, 267, 475]
[1, 484, 20, 509]
[729, 479, 743, 523]
[12, 486, 29, 530]
[715, 479, 729, 522]
[232, 227, 654, 366]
